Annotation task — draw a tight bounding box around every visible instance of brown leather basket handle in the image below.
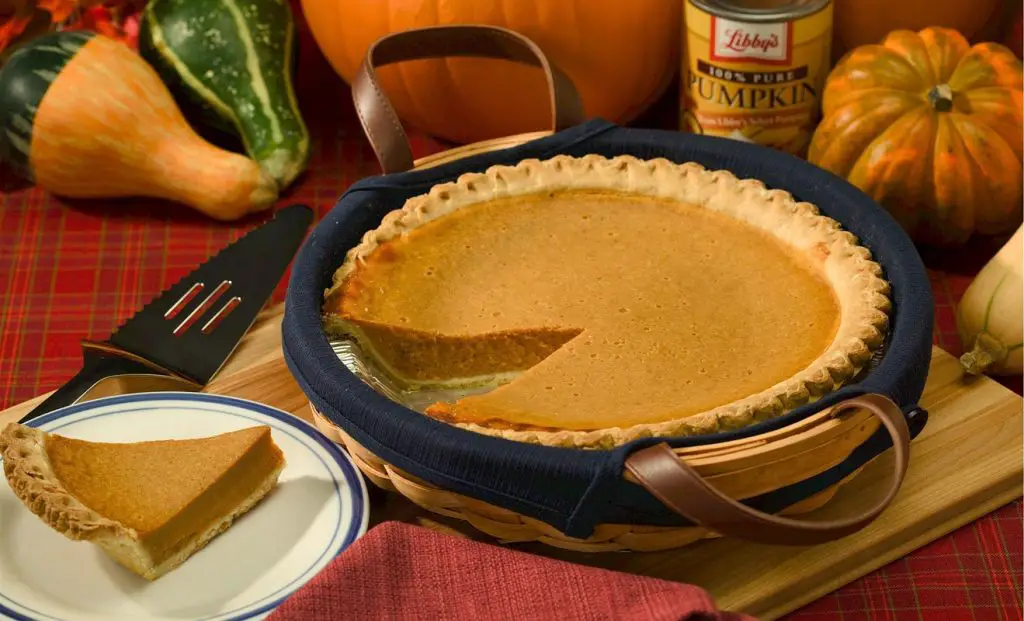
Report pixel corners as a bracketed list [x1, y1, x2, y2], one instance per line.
[625, 393, 911, 546]
[352, 24, 586, 174]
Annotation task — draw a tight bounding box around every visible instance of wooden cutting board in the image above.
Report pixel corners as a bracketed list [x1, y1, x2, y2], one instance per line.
[2, 304, 1021, 620]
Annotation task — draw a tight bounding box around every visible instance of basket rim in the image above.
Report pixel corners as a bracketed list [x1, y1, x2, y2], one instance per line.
[281, 119, 934, 538]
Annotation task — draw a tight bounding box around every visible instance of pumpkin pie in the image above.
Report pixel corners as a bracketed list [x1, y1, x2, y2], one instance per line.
[0, 423, 285, 580]
[322, 155, 890, 448]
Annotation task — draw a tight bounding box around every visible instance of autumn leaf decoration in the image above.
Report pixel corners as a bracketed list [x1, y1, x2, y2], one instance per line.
[1, 0, 144, 58]
[0, 1, 34, 53]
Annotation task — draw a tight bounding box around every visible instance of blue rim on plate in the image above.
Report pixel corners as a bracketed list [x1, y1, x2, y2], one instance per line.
[0, 392, 369, 621]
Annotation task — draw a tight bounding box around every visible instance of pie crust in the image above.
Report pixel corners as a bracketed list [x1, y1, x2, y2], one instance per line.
[322, 154, 890, 448]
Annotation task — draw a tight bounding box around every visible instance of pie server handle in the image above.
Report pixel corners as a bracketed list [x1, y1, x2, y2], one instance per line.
[18, 343, 200, 424]
[624, 394, 914, 546]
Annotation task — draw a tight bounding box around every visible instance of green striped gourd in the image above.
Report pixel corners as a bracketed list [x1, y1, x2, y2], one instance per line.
[0, 31, 276, 220]
[139, 0, 310, 190]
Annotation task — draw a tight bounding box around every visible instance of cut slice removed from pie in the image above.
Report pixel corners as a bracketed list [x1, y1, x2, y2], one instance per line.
[0, 422, 286, 580]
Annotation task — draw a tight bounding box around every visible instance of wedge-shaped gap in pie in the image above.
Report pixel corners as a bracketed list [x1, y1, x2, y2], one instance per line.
[340, 320, 585, 390]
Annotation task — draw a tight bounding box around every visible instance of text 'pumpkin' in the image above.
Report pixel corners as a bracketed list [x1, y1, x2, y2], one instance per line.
[809, 27, 1023, 247]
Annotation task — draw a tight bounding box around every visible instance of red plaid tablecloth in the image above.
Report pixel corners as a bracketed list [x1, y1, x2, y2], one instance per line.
[0, 36, 1020, 620]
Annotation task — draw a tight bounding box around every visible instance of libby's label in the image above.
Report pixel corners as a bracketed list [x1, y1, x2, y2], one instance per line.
[680, 1, 833, 156]
[711, 18, 791, 64]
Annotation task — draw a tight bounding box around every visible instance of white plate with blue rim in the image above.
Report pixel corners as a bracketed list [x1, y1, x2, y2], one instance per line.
[0, 392, 369, 621]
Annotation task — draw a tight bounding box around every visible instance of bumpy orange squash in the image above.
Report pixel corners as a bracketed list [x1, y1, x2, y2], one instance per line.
[809, 27, 1023, 247]
[298, 0, 679, 145]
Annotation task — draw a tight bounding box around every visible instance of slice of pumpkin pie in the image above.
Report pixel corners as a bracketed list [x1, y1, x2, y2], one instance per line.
[0, 422, 285, 580]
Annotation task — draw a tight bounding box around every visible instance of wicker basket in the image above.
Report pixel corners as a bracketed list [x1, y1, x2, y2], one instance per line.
[289, 25, 928, 553]
[311, 404, 876, 552]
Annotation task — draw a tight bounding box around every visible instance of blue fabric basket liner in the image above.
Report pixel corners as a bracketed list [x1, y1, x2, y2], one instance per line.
[282, 119, 934, 539]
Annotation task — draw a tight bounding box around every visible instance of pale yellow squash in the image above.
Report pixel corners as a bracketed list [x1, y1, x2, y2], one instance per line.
[956, 226, 1023, 375]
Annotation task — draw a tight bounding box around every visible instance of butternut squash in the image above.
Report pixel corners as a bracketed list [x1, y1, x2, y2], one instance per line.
[0, 31, 277, 221]
[956, 226, 1023, 376]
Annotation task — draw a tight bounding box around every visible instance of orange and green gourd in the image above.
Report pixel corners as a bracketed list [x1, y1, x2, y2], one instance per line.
[0, 31, 277, 220]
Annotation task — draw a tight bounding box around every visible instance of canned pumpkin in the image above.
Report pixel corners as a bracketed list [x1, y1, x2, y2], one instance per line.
[681, 0, 833, 156]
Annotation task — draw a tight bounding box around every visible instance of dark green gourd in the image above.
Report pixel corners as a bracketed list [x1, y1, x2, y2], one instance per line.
[139, 0, 310, 190]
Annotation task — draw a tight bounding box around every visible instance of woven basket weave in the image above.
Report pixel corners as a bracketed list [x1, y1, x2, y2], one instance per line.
[311, 405, 863, 552]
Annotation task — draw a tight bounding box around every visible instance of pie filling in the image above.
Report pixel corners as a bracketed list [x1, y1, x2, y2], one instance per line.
[46, 427, 283, 561]
[326, 188, 844, 433]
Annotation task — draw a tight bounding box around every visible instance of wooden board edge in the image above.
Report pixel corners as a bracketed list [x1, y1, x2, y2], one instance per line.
[754, 478, 1024, 620]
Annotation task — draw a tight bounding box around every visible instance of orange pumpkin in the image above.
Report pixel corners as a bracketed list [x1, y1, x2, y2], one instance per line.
[808, 27, 1024, 247]
[832, 0, 1002, 59]
[298, 0, 679, 144]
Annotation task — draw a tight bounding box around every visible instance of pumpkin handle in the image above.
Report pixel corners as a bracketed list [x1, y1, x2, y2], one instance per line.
[624, 393, 912, 546]
[352, 24, 586, 174]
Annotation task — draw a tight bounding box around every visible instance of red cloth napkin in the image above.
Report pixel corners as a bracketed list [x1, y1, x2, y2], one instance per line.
[268, 521, 756, 621]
